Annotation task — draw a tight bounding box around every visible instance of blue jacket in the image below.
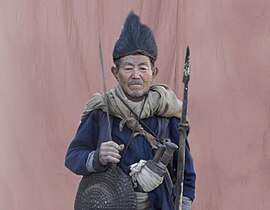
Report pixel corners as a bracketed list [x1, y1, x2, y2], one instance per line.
[65, 109, 196, 209]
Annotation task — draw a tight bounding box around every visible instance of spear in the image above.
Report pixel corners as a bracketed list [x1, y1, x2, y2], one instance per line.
[98, 35, 112, 140]
[174, 46, 190, 210]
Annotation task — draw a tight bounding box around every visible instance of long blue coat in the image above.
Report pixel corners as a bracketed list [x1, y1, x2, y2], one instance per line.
[65, 109, 196, 210]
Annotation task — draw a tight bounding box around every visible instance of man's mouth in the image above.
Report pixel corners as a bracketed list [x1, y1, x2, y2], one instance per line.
[128, 81, 143, 86]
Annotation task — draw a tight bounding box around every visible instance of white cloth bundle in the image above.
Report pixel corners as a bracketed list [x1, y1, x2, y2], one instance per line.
[129, 160, 164, 192]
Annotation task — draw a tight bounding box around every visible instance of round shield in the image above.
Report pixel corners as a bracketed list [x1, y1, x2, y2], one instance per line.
[74, 164, 136, 210]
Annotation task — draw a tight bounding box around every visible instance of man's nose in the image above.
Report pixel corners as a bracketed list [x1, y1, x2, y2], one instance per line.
[132, 67, 141, 78]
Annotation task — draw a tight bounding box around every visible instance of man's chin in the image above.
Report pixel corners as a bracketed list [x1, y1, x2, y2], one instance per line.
[126, 91, 147, 101]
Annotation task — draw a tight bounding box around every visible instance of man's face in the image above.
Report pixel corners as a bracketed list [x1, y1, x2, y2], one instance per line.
[111, 54, 158, 101]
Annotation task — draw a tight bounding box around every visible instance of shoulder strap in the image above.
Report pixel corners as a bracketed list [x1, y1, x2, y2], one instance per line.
[157, 117, 170, 140]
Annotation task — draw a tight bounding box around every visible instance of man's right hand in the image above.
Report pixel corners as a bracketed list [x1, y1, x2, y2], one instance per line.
[99, 141, 124, 166]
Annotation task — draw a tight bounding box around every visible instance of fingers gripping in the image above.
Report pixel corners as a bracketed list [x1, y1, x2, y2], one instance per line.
[99, 141, 124, 165]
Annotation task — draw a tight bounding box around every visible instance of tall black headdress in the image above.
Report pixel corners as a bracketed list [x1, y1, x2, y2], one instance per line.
[113, 11, 157, 64]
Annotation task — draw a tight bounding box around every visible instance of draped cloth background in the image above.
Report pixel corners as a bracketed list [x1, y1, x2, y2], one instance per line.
[1, 1, 270, 209]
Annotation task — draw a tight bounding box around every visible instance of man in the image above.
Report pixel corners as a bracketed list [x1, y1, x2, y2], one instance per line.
[65, 11, 196, 210]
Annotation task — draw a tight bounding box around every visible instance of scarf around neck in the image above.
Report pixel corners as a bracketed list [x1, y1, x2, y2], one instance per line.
[81, 85, 183, 148]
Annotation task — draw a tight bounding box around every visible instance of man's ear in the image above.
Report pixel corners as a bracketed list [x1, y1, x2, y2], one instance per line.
[111, 66, 119, 80]
[152, 67, 158, 78]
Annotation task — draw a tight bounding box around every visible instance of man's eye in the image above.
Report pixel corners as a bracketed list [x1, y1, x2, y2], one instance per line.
[140, 67, 148, 71]
[124, 67, 133, 71]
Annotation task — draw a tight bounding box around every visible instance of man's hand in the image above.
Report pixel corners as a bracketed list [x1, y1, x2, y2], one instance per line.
[99, 141, 124, 165]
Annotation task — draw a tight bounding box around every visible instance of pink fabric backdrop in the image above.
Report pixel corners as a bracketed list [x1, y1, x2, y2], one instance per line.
[1, 0, 270, 209]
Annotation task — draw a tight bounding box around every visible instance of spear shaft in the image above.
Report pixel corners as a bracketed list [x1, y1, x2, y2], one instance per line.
[175, 46, 190, 210]
[99, 35, 112, 140]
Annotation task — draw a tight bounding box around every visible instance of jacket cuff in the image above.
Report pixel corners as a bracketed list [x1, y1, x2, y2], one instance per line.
[182, 196, 192, 210]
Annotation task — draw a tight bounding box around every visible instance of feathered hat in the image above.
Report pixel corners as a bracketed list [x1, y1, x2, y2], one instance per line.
[113, 11, 157, 64]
